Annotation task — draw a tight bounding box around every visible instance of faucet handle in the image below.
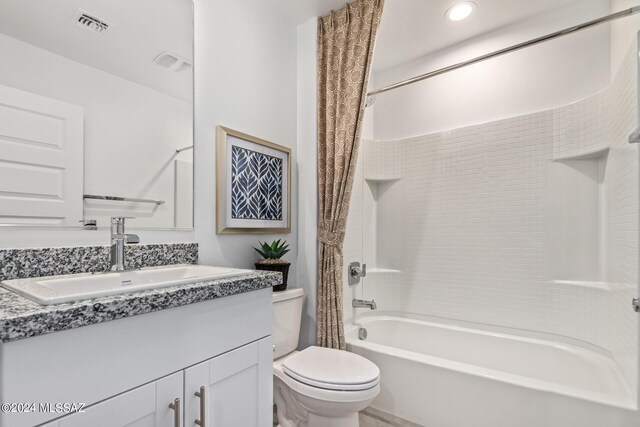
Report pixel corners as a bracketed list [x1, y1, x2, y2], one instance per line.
[111, 217, 135, 224]
[110, 217, 136, 235]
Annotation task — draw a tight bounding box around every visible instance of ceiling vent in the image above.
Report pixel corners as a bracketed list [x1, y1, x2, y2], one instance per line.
[154, 52, 193, 73]
[74, 9, 110, 34]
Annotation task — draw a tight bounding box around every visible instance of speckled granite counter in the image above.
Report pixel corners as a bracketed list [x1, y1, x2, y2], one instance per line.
[0, 270, 280, 343]
[0, 243, 199, 281]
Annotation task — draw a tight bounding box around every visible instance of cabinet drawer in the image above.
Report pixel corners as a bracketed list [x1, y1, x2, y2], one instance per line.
[42, 371, 183, 427]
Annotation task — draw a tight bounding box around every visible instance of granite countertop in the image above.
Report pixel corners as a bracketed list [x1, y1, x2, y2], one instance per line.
[0, 270, 281, 343]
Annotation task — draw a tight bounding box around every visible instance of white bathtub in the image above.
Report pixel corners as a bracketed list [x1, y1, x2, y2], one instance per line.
[346, 313, 640, 427]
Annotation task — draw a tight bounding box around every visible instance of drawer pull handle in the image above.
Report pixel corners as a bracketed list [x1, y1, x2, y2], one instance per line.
[169, 398, 181, 427]
[195, 386, 206, 426]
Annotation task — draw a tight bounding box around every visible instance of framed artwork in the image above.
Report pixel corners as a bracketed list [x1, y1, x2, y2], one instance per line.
[216, 125, 291, 234]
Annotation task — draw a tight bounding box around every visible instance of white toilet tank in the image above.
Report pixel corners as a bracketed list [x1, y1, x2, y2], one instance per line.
[272, 288, 304, 359]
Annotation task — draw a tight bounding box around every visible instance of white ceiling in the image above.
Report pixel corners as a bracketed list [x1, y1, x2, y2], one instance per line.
[373, 0, 594, 70]
[273, 0, 352, 24]
[276, 0, 604, 71]
[0, 0, 610, 99]
[0, 0, 193, 101]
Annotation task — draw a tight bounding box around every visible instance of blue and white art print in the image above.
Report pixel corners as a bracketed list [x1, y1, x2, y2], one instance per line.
[217, 126, 290, 233]
[230, 146, 283, 221]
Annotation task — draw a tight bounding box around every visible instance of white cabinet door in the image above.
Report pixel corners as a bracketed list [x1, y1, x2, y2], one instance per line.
[0, 84, 84, 225]
[43, 372, 183, 427]
[184, 337, 273, 427]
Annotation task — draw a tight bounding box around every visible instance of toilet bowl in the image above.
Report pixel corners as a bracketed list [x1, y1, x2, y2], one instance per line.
[272, 289, 380, 427]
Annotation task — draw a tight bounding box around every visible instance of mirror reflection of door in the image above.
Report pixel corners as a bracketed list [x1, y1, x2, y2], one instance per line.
[0, 0, 194, 229]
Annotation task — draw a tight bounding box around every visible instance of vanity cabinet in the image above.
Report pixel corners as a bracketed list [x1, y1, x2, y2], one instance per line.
[41, 337, 273, 427]
[0, 288, 273, 427]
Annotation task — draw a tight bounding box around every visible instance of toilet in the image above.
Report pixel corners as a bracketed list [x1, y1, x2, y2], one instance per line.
[272, 288, 380, 427]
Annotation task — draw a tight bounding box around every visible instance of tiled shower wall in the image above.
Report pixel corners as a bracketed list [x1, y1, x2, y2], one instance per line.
[350, 44, 638, 387]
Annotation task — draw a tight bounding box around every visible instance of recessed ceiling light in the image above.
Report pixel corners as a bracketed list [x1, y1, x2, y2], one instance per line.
[446, 2, 476, 21]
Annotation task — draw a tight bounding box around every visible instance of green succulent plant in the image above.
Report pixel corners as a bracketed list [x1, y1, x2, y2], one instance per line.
[254, 239, 290, 260]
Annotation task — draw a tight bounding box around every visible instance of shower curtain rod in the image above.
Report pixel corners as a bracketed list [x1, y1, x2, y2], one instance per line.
[367, 6, 640, 97]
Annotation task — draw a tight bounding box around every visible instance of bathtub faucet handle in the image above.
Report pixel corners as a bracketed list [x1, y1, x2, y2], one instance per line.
[348, 262, 367, 286]
[350, 262, 366, 278]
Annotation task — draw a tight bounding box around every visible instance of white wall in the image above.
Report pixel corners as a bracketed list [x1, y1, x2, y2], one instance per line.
[0, 33, 192, 230]
[296, 18, 319, 348]
[342, 80, 376, 325]
[192, 0, 298, 273]
[373, 0, 612, 140]
[611, 0, 640, 76]
[0, 0, 300, 282]
[610, 0, 640, 403]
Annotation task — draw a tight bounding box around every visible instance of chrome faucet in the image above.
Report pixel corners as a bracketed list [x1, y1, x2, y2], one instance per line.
[110, 217, 140, 271]
[352, 299, 377, 310]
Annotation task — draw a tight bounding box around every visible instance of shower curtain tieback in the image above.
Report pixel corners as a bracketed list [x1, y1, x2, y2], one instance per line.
[316, 0, 384, 350]
[317, 226, 345, 250]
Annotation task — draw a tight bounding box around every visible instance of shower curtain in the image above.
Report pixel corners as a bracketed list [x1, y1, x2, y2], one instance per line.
[316, 0, 384, 349]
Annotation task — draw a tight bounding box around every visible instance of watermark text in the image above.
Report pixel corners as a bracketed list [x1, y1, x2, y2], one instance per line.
[1, 402, 86, 414]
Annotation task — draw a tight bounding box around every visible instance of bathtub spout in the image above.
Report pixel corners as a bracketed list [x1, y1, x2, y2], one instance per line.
[353, 299, 377, 310]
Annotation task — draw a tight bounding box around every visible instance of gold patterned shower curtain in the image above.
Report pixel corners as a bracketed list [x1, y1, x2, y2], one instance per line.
[316, 0, 384, 349]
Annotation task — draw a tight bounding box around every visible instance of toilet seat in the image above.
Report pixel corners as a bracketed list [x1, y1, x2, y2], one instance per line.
[274, 355, 380, 404]
[282, 346, 380, 391]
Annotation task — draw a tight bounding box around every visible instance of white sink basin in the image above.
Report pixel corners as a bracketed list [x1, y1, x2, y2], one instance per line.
[1, 264, 253, 305]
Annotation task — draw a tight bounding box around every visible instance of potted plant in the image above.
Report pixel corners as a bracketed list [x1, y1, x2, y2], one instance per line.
[254, 240, 291, 292]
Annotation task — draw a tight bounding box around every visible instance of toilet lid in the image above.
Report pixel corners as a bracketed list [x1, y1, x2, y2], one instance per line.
[283, 346, 380, 391]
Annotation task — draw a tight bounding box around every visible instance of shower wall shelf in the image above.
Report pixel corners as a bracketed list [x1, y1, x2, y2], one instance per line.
[365, 177, 403, 202]
[550, 280, 634, 291]
[364, 177, 403, 183]
[367, 268, 402, 275]
[551, 147, 609, 162]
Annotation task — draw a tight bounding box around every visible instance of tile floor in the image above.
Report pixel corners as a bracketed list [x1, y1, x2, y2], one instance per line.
[274, 405, 422, 426]
[359, 407, 422, 427]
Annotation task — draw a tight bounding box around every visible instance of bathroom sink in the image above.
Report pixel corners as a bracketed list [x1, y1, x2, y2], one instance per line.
[1, 264, 253, 305]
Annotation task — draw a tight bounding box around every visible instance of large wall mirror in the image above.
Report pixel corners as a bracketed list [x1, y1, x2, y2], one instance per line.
[0, 0, 194, 230]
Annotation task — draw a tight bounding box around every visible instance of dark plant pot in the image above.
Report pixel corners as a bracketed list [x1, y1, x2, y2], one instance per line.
[255, 261, 290, 292]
